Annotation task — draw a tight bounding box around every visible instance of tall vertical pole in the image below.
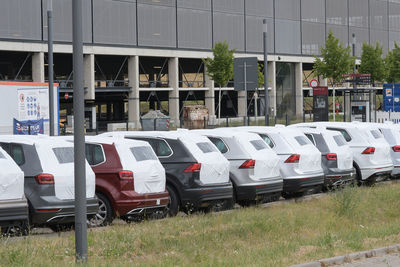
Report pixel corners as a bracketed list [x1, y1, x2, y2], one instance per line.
[352, 33, 356, 91]
[72, 0, 87, 262]
[244, 62, 248, 126]
[263, 19, 269, 126]
[48, 0, 54, 136]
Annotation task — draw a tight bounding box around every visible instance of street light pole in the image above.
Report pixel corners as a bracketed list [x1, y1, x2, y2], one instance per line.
[263, 19, 269, 126]
[47, 0, 54, 136]
[72, 0, 88, 262]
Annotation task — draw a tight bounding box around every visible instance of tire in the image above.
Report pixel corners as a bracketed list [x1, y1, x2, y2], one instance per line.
[165, 185, 179, 217]
[1, 220, 30, 236]
[353, 163, 362, 186]
[88, 193, 113, 227]
[282, 191, 304, 199]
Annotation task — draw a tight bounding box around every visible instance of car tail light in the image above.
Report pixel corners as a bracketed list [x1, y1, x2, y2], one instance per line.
[392, 146, 400, 152]
[35, 174, 54, 184]
[239, 160, 256, 169]
[362, 147, 375, 154]
[325, 153, 337, 160]
[37, 208, 61, 212]
[285, 154, 300, 163]
[119, 170, 134, 180]
[184, 163, 201, 173]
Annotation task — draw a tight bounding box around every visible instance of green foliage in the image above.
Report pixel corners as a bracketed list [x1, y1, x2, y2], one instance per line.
[202, 41, 235, 88]
[333, 186, 358, 217]
[258, 63, 265, 88]
[359, 42, 385, 84]
[313, 30, 355, 85]
[385, 42, 400, 83]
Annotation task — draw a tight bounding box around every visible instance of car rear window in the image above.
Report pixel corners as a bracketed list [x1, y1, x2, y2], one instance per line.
[85, 144, 105, 166]
[208, 137, 229, 153]
[259, 134, 275, 148]
[53, 147, 74, 164]
[370, 130, 383, 139]
[130, 146, 158, 161]
[305, 134, 316, 145]
[327, 128, 352, 142]
[250, 140, 268, 151]
[197, 142, 218, 153]
[295, 136, 310, 146]
[333, 135, 346, 146]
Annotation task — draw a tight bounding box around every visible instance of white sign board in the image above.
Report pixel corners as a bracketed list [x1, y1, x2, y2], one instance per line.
[0, 82, 59, 135]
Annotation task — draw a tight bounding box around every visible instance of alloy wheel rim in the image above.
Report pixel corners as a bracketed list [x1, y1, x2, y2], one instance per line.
[89, 198, 107, 227]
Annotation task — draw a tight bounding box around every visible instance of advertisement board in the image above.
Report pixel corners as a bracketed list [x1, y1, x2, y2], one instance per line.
[0, 82, 59, 135]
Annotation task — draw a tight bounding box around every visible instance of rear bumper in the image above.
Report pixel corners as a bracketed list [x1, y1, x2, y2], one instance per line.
[360, 164, 393, 181]
[391, 166, 400, 177]
[283, 174, 325, 193]
[236, 180, 283, 201]
[0, 198, 29, 227]
[181, 183, 233, 208]
[324, 169, 355, 187]
[30, 197, 98, 226]
[114, 191, 169, 216]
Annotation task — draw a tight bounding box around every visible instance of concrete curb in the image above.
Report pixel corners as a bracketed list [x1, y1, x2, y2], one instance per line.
[290, 243, 400, 267]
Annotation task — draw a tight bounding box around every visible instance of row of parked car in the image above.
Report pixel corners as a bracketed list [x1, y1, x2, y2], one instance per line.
[0, 121, 398, 235]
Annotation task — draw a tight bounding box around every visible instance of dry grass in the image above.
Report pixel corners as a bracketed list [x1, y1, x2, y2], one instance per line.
[2, 182, 400, 266]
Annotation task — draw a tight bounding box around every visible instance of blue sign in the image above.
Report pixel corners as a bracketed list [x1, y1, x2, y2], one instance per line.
[13, 118, 44, 135]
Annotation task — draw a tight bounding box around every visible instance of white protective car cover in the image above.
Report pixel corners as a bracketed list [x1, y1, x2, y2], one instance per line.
[281, 131, 322, 172]
[0, 147, 25, 201]
[113, 138, 166, 194]
[234, 132, 280, 180]
[324, 131, 353, 170]
[35, 139, 96, 200]
[178, 132, 230, 185]
[356, 125, 392, 166]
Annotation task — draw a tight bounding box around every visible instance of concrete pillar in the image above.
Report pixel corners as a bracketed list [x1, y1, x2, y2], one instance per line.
[84, 54, 95, 100]
[295, 62, 303, 118]
[168, 57, 180, 126]
[204, 67, 215, 123]
[238, 91, 246, 117]
[32, 52, 45, 83]
[128, 55, 141, 129]
[268, 61, 277, 117]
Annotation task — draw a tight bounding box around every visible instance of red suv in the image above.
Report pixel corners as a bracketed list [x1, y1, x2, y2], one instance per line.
[70, 136, 169, 226]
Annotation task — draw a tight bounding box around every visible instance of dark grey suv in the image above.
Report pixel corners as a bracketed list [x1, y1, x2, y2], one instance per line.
[0, 135, 98, 231]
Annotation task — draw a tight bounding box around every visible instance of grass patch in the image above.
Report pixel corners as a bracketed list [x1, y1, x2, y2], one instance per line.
[2, 182, 400, 266]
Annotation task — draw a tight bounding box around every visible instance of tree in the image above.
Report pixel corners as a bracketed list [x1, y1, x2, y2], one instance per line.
[203, 41, 235, 120]
[313, 30, 355, 121]
[258, 63, 265, 88]
[359, 42, 385, 85]
[385, 42, 400, 83]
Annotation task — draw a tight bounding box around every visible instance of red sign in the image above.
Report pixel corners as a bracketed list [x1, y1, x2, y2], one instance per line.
[64, 93, 69, 100]
[313, 86, 328, 96]
[310, 79, 319, 88]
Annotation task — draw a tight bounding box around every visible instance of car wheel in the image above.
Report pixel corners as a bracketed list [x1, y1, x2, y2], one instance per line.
[1, 220, 30, 236]
[88, 193, 113, 227]
[165, 185, 179, 217]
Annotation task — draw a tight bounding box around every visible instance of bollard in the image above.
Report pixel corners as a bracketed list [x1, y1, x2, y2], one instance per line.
[243, 116, 246, 126]
[274, 116, 277, 126]
[285, 114, 289, 126]
[154, 118, 157, 131]
[95, 125, 98, 135]
[126, 121, 129, 131]
[204, 117, 207, 129]
[226, 117, 229, 127]
[303, 112, 306, 122]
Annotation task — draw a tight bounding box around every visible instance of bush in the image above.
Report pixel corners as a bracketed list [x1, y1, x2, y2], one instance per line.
[333, 186, 358, 217]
